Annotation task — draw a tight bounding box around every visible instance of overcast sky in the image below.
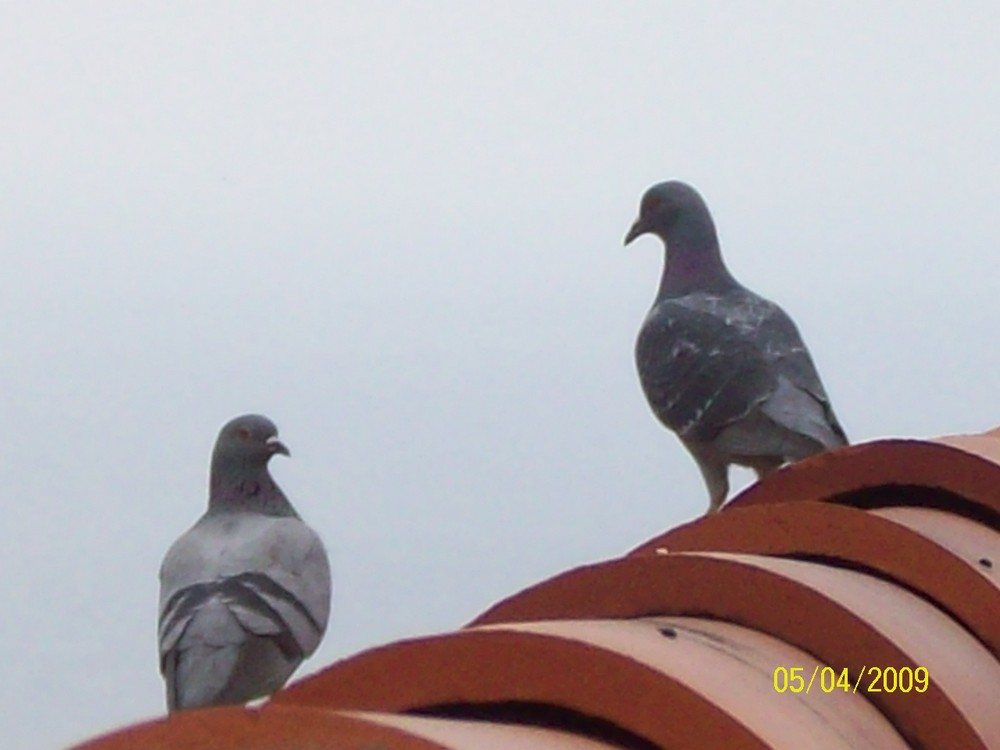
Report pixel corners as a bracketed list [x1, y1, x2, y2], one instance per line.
[3, 3, 1000, 747]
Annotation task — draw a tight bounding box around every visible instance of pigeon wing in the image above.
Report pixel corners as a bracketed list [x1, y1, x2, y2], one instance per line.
[158, 514, 331, 682]
[636, 298, 777, 444]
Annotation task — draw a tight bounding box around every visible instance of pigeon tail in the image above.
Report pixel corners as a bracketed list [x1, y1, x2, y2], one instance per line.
[759, 376, 849, 454]
[165, 600, 245, 711]
[164, 596, 301, 711]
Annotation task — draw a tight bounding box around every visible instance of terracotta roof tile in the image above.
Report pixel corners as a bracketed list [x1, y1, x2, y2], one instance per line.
[74, 426, 1000, 750]
[730, 434, 1000, 519]
[630, 502, 1000, 655]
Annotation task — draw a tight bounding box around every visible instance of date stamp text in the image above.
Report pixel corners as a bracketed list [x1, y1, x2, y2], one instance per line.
[773, 666, 929, 694]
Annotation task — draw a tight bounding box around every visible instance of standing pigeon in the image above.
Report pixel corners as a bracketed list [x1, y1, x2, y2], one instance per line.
[158, 414, 331, 711]
[624, 181, 847, 514]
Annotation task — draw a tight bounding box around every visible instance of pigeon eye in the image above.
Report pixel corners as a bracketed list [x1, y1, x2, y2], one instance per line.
[237, 427, 252, 440]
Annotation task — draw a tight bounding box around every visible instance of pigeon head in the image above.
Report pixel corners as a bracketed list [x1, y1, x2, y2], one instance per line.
[211, 414, 290, 473]
[624, 180, 735, 296]
[208, 414, 295, 515]
[624, 181, 711, 245]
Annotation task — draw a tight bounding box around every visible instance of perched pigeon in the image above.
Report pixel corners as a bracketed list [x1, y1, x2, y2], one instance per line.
[624, 181, 847, 514]
[158, 414, 331, 711]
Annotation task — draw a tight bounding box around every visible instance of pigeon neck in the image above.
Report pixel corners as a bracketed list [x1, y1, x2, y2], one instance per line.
[208, 463, 297, 517]
[656, 220, 737, 298]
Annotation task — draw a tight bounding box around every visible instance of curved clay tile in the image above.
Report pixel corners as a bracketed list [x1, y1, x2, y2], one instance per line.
[936, 429, 1000, 462]
[497, 617, 907, 750]
[628, 501, 1000, 656]
[341, 711, 625, 750]
[874, 506, 1000, 586]
[70, 704, 626, 750]
[69, 704, 446, 750]
[276, 625, 772, 750]
[723, 552, 1000, 750]
[280, 617, 907, 749]
[726, 429, 1000, 517]
[471, 552, 999, 749]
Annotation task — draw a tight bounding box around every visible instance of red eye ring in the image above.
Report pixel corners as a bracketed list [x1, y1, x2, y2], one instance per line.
[237, 427, 251, 440]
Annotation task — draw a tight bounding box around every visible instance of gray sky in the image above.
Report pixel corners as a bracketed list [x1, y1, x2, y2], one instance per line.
[3, 3, 999, 747]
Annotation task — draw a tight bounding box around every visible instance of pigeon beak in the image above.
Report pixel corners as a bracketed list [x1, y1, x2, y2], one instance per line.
[624, 218, 646, 246]
[266, 437, 290, 457]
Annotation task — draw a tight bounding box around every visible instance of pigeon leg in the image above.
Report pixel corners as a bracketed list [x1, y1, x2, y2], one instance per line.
[688, 447, 729, 514]
[704, 476, 728, 514]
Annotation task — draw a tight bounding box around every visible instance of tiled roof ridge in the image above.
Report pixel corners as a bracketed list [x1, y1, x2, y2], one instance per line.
[72, 425, 1000, 750]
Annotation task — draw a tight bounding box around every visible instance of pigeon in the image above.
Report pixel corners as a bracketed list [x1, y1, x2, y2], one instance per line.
[158, 414, 331, 711]
[624, 181, 847, 514]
